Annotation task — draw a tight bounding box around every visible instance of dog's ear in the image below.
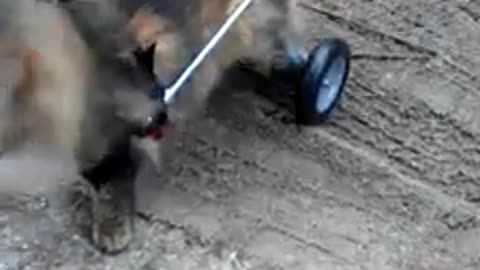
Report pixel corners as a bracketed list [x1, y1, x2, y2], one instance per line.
[133, 43, 156, 76]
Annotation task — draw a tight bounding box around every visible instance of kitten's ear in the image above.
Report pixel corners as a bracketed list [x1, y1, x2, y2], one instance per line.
[133, 43, 156, 76]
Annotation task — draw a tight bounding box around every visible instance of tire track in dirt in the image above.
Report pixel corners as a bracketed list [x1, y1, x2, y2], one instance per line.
[302, 0, 480, 106]
[459, 1, 480, 23]
[132, 80, 475, 269]
[308, 0, 480, 79]
[330, 65, 480, 202]
[211, 84, 479, 214]
[293, 0, 480, 205]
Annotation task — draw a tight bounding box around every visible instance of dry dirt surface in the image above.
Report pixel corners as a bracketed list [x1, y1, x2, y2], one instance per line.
[2, 0, 480, 269]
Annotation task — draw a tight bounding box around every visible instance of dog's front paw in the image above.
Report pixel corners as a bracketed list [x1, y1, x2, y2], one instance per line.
[90, 182, 135, 255]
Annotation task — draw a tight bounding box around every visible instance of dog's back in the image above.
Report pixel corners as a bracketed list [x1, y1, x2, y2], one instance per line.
[0, 0, 162, 163]
[0, 0, 91, 156]
[0, 0, 93, 194]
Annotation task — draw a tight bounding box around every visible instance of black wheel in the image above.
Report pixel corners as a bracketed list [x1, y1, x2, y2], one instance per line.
[296, 38, 350, 125]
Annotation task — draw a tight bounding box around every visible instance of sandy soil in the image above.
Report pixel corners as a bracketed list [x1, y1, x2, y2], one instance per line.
[2, 0, 480, 269]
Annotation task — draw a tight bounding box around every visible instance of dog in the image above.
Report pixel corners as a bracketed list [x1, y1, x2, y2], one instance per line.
[0, 0, 164, 254]
[72, 0, 307, 122]
[0, 0, 306, 254]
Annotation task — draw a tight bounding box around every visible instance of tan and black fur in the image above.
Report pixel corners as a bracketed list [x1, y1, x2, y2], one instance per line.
[0, 0, 164, 254]
[95, 0, 307, 122]
[0, 0, 305, 254]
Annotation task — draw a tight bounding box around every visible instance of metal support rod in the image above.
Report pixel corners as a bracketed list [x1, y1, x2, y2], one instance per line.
[163, 0, 254, 104]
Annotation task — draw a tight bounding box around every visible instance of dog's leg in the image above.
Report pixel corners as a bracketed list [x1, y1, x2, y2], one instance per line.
[90, 173, 136, 255]
[81, 131, 140, 254]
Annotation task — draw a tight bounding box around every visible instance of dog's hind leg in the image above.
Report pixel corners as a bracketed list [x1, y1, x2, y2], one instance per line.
[213, 0, 306, 78]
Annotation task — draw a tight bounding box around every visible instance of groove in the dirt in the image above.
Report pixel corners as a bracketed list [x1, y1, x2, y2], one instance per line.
[438, 211, 480, 232]
[160, 123, 428, 254]
[423, 64, 480, 99]
[137, 211, 210, 248]
[171, 134, 362, 210]
[351, 53, 430, 62]
[260, 223, 355, 265]
[310, 0, 479, 83]
[163, 109, 471, 269]
[205, 86, 480, 219]
[299, 2, 438, 57]
[139, 181, 357, 266]
[321, 61, 480, 202]
[458, 5, 480, 23]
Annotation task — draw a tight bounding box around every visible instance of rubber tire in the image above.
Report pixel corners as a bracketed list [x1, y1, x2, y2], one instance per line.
[296, 38, 351, 125]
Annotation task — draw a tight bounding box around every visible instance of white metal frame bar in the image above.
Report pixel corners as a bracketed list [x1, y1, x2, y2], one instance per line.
[163, 0, 255, 104]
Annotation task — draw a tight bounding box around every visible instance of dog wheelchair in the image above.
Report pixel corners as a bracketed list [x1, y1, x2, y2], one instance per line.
[140, 0, 351, 139]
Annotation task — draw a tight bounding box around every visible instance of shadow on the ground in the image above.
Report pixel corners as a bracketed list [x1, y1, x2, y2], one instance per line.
[207, 63, 299, 126]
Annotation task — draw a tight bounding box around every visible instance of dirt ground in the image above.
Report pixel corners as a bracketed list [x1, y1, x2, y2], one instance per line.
[2, 0, 480, 269]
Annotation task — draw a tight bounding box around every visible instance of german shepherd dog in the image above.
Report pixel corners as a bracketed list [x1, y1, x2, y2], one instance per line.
[0, 0, 305, 254]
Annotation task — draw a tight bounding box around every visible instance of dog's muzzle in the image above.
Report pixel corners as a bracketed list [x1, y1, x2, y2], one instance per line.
[136, 81, 169, 140]
[142, 110, 168, 140]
